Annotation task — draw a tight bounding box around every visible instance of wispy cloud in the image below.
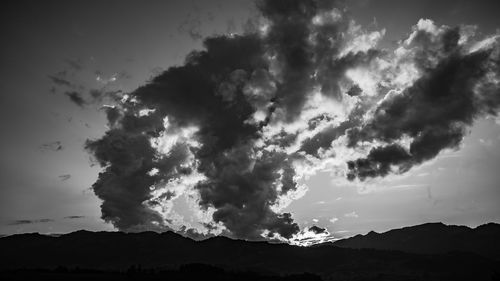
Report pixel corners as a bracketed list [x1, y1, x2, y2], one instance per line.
[64, 215, 86, 219]
[9, 219, 53, 225]
[58, 174, 71, 181]
[47, 75, 72, 87]
[64, 91, 87, 107]
[39, 141, 63, 151]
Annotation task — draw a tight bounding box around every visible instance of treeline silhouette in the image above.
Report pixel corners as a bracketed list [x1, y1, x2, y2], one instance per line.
[0, 264, 323, 281]
[3, 265, 500, 281]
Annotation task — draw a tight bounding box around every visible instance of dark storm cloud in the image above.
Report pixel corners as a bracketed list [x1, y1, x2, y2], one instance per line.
[196, 149, 300, 239]
[85, 0, 500, 240]
[309, 225, 328, 234]
[300, 108, 364, 156]
[346, 84, 362, 96]
[257, 0, 353, 120]
[87, 0, 351, 239]
[85, 127, 167, 231]
[301, 123, 347, 156]
[102, 106, 121, 127]
[347, 144, 412, 180]
[87, 30, 302, 238]
[257, 0, 319, 120]
[347, 28, 500, 180]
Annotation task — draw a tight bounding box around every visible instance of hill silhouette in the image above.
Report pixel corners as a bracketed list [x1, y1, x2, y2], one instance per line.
[333, 222, 500, 259]
[1, 223, 500, 280]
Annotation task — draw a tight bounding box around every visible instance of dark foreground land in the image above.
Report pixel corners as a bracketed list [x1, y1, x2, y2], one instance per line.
[1, 223, 499, 281]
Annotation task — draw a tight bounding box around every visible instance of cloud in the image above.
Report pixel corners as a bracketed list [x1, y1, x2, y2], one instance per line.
[48, 75, 73, 87]
[48, 58, 127, 112]
[346, 21, 500, 180]
[64, 215, 85, 219]
[39, 141, 63, 151]
[86, 127, 168, 231]
[58, 174, 71, 181]
[64, 91, 87, 107]
[85, 0, 500, 242]
[289, 225, 334, 246]
[308, 225, 327, 234]
[330, 217, 338, 224]
[9, 219, 53, 225]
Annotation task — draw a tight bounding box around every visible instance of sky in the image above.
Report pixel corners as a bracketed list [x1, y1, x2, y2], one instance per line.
[1, 0, 500, 245]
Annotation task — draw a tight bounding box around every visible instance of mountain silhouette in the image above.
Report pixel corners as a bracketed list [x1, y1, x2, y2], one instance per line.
[1, 223, 500, 280]
[333, 222, 500, 259]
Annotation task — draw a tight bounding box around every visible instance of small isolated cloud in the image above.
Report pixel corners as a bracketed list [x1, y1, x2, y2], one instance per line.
[58, 174, 71, 181]
[312, 218, 319, 223]
[64, 91, 87, 107]
[308, 225, 327, 234]
[39, 141, 63, 151]
[330, 217, 338, 224]
[48, 75, 72, 87]
[344, 211, 359, 218]
[64, 215, 85, 219]
[9, 219, 53, 225]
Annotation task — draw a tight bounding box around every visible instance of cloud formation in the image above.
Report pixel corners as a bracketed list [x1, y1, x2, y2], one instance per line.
[346, 21, 500, 180]
[85, 0, 500, 242]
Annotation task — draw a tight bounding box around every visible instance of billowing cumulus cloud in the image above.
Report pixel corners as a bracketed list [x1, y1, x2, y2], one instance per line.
[85, 0, 500, 242]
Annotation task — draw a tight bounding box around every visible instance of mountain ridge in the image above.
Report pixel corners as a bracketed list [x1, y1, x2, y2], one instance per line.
[1, 222, 499, 280]
[332, 222, 500, 259]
